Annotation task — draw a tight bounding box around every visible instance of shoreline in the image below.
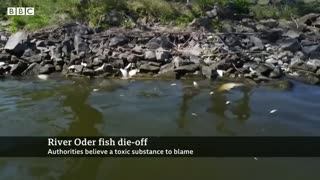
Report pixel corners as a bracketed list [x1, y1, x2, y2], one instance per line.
[1, 13, 320, 85]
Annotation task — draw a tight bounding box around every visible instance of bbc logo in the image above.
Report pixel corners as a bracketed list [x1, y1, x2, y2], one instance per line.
[7, 7, 34, 16]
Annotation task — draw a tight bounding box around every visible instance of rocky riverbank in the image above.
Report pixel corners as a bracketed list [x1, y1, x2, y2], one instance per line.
[1, 13, 320, 84]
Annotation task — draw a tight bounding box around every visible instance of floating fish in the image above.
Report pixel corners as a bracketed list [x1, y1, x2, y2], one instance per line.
[210, 91, 214, 95]
[217, 83, 244, 92]
[125, 63, 132, 70]
[120, 68, 128, 79]
[170, 83, 177, 86]
[191, 113, 198, 116]
[226, 101, 231, 105]
[270, 109, 278, 114]
[193, 81, 199, 88]
[81, 62, 87, 67]
[93, 89, 99, 92]
[217, 69, 224, 77]
[37, 74, 49, 80]
[128, 69, 138, 77]
[254, 157, 258, 161]
[95, 64, 106, 72]
[68, 65, 75, 70]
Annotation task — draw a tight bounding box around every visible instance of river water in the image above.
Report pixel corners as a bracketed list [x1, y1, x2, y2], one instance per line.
[0, 76, 320, 179]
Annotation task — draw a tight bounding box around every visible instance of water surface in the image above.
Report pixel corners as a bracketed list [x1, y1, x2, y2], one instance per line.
[0, 77, 320, 179]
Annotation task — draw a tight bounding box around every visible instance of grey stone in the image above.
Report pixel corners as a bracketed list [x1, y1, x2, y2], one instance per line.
[22, 63, 41, 75]
[144, 50, 156, 61]
[174, 64, 199, 73]
[284, 30, 301, 39]
[0, 53, 10, 62]
[260, 19, 278, 28]
[265, 58, 278, 64]
[256, 63, 274, 76]
[155, 47, 170, 61]
[139, 63, 160, 73]
[173, 56, 184, 68]
[308, 59, 320, 67]
[201, 65, 216, 79]
[156, 63, 176, 78]
[250, 36, 264, 50]
[109, 35, 128, 47]
[260, 28, 283, 43]
[290, 61, 317, 72]
[302, 45, 320, 56]
[280, 38, 301, 52]
[39, 64, 55, 74]
[269, 66, 282, 78]
[4, 31, 29, 56]
[291, 70, 320, 85]
[146, 36, 173, 50]
[10, 62, 28, 75]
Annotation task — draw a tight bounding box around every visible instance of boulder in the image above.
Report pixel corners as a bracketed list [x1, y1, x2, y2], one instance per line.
[39, 64, 55, 74]
[256, 63, 274, 77]
[146, 36, 173, 50]
[250, 36, 264, 50]
[269, 66, 282, 78]
[155, 47, 170, 61]
[260, 19, 278, 28]
[290, 61, 317, 73]
[201, 65, 217, 79]
[260, 28, 283, 43]
[21, 63, 41, 75]
[139, 63, 160, 73]
[174, 64, 199, 74]
[109, 35, 128, 47]
[4, 31, 29, 56]
[280, 38, 301, 52]
[0, 53, 10, 62]
[144, 50, 156, 61]
[10, 62, 28, 75]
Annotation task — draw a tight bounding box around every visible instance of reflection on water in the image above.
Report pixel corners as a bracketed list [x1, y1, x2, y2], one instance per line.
[0, 78, 320, 179]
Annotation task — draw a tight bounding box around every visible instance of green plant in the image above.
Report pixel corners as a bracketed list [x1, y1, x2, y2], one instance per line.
[231, 0, 250, 14]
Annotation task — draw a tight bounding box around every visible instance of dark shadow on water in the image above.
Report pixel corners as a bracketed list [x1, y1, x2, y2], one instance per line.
[59, 80, 103, 136]
[207, 86, 253, 135]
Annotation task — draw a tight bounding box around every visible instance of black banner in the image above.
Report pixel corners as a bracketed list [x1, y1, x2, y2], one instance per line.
[0, 137, 320, 157]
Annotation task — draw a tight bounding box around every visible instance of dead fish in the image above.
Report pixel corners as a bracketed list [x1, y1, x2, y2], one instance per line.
[81, 62, 87, 67]
[270, 109, 278, 114]
[170, 83, 177, 86]
[93, 89, 99, 92]
[217, 69, 224, 77]
[120, 68, 128, 79]
[68, 65, 75, 70]
[217, 83, 244, 92]
[191, 113, 198, 116]
[226, 101, 231, 105]
[95, 64, 106, 72]
[210, 91, 214, 95]
[125, 63, 132, 70]
[37, 74, 49, 80]
[128, 69, 138, 77]
[193, 81, 199, 88]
